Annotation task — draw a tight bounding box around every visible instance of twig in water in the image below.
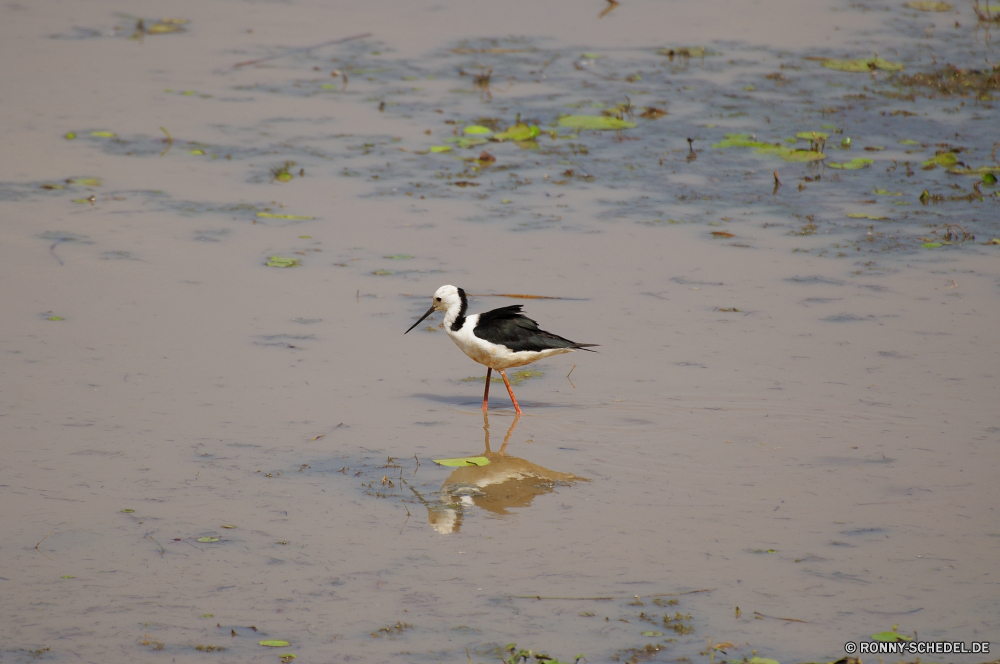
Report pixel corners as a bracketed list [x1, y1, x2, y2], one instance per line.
[159, 126, 173, 157]
[233, 33, 373, 67]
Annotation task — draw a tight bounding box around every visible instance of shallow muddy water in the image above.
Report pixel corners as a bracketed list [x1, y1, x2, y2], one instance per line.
[1, 0, 999, 662]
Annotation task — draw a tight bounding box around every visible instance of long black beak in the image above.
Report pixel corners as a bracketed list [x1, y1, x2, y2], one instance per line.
[404, 304, 437, 334]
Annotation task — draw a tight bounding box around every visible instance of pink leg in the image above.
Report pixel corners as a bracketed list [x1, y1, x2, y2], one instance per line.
[482, 367, 492, 412]
[498, 369, 523, 416]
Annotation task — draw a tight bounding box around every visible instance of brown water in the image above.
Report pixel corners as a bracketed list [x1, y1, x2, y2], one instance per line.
[2, 0, 999, 662]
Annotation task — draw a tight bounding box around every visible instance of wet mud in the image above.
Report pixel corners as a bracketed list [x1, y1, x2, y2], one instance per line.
[1, 0, 998, 662]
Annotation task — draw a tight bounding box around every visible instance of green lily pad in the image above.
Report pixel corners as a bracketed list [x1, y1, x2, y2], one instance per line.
[847, 213, 888, 220]
[463, 125, 492, 135]
[70, 177, 102, 187]
[873, 188, 903, 195]
[433, 456, 490, 467]
[221, 525, 237, 529]
[256, 213, 314, 220]
[47, 316, 65, 321]
[827, 158, 874, 169]
[90, 130, 116, 138]
[196, 537, 220, 543]
[822, 57, 904, 72]
[905, 1, 953, 10]
[872, 631, 913, 642]
[189, 149, 205, 155]
[984, 173, 998, 185]
[120, 508, 135, 513]
[61, 575, 74, 579]
[64, 132, 77, 140]
[749, 658, 781, 664]
[456, 137, 489, 149]
[641, 631, 663, 637]
[921, 242, 943, 248]
[712, 133, 771, 149]
[494, 123, 542, 141]
[557, 115, 636, 131]
[795, 131, 829, 140]
[898, 139, 922, 145]
[266, 256, 301, 268]
[259, 640, 291, 648]
[429, 145, 452, 153]
[922, 152, 958, 167]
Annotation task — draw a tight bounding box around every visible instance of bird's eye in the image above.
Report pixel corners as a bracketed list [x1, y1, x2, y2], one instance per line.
[435, 297, 441, 302]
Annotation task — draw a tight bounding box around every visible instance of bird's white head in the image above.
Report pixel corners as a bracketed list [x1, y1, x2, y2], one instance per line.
[404, 285, 466, 334]
[431, 284, 463, 313]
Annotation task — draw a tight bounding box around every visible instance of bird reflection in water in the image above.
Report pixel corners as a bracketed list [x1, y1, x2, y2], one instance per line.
[411, 414, 589, 534]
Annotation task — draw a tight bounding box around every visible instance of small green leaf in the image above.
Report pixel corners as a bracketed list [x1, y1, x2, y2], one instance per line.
[61, 575, 74, 579]
[197, 537, 220, 543]
[433, 456, 490, 467]
[90, 130, 116, 138]
[822, 57, 904, 72]
[200, 614, 213, 618]
[898, 139, 921, 145]
[463, 125, 492, 135]
[259, 640, 291, 647]
[429, 145, 452, 153]
[827, 158, 874, 170]
[275, 172, 293, 182]
[641, 631, 663, 637]
[748, 658, 781, 664]
[795, 131, 829, 140]
[557, 115, 636, 131]
[70, 177, 102, 187]
[922, 152, 958, 168]
[841, 137, 852, 147]
[871, 631, 913, 642]
[983, 173, 998, 185]
[384, 254, 414, 259]
[47, 316, 65, 321]
[847, 213, 888, 220]
[64, 132, 77, 140]
[713, 133, 770, 149]
[494, 123, 542, 140]
[256, 213, 314, 220]
[221, 525, 237, 529]
[904, 1, 952, 10]
[921, 242, 943, 249]
[873, 188, 903, 195]
[121, 508, 135, 513]
[266, 256, 301, 268]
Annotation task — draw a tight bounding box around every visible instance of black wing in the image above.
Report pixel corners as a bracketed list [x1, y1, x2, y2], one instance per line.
[474, 305, 598, 353]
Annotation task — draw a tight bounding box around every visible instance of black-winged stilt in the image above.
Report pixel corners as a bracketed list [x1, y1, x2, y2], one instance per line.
[404, 285, 597, 415]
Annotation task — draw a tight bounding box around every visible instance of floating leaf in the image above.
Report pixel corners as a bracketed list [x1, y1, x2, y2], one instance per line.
[827, 158, 874, 169]
[90, 130, 116, 138]
[120, 508, 135, 513]
[847, 213, 888, 220]
[266, 256, 301, 268]
[711, 231, 735, 238]
[146, 22, 184, 34]
[64, 132, 76, 140]
[748, 658, 781, 664]
[463, 125, 492, 135]
[200, 614, 213, 618]
[641, 631, 663, 637]
[871, 631, 913, 642]
[494, 123, 542, 141]
[795, 131, 829, 140]
[558, 115, 636, 131]
[189, 149, 205, 155]
[384, 254, 414, 259]
[921, 242, 943, 248]
[985, 238, 1000, 245]
[196, 536, 220, 543]
[898, 139, 922, 145]
[429, 145, 452, 153]
[70, 177, 101, 187]
[256, 213, 314, 220]
[433, 456, 490, 467]
[221, 524, 237, 529]
[61, 575, 74, 579]
[259, 640, 291, 648]
[984, 173, 998, 185]
[922, 152, 958, 167]
[713, 133, 770, 149]
[873, 188, 903, 195]
[275, 172, 293, 182]
[905, 1, 953, 9]
[822, 57, 904, 72]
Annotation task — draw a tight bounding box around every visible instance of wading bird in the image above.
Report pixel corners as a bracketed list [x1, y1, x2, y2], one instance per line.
[404, 285, 596, 414]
